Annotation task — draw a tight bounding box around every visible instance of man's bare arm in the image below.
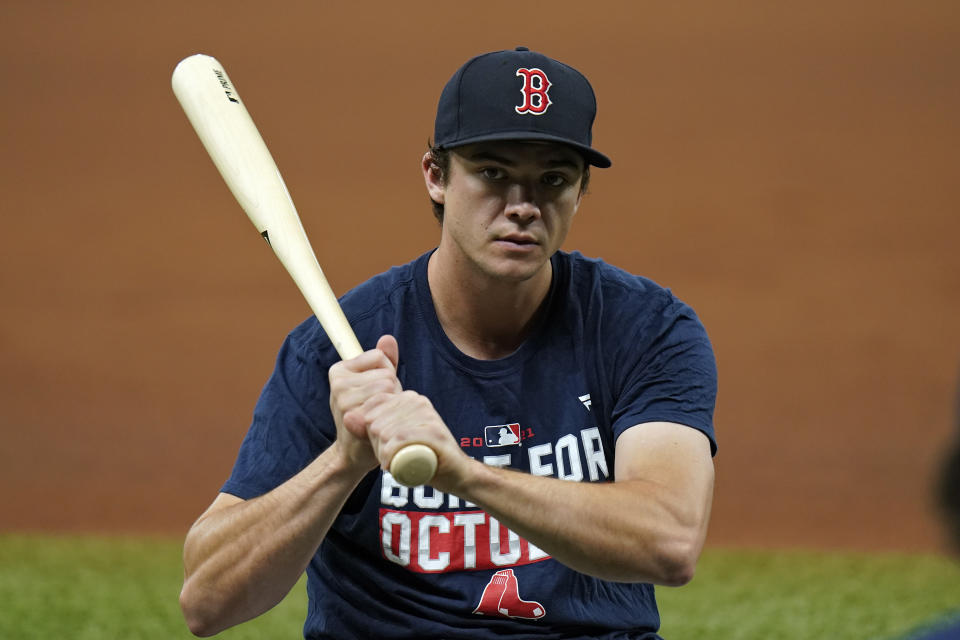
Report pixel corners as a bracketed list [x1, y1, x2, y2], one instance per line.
[179, 446, 369, 637]
[437, 421, 715, 585]
[180, 342, 404, 636]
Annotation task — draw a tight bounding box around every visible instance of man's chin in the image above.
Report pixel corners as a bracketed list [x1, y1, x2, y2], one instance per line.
[484, 255, 550, 283]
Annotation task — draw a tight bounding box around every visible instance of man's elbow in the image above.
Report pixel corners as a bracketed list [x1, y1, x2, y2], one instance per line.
[180, 581, 227, 638]
[650, 536, 701, 587]
[656, 555, 697, 587]
[603, 535, 701, 585]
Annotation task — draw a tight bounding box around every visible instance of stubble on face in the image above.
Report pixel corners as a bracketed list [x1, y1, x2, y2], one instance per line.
[436, 141, 585, 286]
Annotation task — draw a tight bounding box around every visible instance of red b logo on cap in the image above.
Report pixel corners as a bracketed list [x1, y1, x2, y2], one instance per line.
[515, 68, 552, 115]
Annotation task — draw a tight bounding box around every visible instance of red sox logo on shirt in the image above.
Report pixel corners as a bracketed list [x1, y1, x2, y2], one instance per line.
[474, 568, 546, 620]
[515, 68, 552, 115]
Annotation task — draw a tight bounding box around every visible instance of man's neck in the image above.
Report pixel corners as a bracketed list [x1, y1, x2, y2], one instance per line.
[427, 250, 553, 360]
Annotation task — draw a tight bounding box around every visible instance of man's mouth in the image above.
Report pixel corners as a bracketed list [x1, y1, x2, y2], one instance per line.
[497, 235, 537, 246]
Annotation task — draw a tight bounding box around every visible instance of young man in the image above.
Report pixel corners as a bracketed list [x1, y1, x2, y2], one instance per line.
[180, 47, 718, 639]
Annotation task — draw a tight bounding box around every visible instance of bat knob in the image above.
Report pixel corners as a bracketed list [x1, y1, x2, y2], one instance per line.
[389, 444, 438, 487]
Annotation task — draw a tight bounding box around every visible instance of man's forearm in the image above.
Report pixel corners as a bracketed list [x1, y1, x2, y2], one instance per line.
[180, 446, 369, 636]
[453, 460, 713, 585]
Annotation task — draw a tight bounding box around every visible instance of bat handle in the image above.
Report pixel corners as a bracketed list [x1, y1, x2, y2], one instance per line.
[389, 444, 438, 487]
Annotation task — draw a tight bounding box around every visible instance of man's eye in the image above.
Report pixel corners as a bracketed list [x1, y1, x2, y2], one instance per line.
[481, 167, 506, 180]
[543, 174, 567, 187]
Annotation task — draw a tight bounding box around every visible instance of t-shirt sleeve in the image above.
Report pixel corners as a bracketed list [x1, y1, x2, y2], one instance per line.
[611, 296, 718, 455]
[221, 322, 337, 499]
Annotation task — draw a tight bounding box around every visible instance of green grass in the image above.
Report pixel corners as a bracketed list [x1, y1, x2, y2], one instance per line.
[1, 534, 958, 639]
[0, 534, 306, 639]
[657, 548, 960, 640]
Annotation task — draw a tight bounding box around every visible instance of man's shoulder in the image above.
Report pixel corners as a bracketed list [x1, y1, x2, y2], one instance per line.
[286, 251, 429, 355]
[338, 252, 426, 318]
[556, 250, 709, 344]
[559, 250, 675, 306]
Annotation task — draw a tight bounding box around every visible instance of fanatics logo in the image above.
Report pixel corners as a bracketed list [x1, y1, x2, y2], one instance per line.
[514, 68, 552, 115]
[485, 423, 521, 447]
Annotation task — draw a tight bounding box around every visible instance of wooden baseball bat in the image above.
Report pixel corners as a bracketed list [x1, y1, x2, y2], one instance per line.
[172, 53, 437, 488]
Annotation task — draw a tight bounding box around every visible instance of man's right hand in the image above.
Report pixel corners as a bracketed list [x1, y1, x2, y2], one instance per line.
[327, 334, 403, 471]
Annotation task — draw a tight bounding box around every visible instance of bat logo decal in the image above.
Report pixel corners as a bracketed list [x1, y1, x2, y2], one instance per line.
[213, 68, 240, 104]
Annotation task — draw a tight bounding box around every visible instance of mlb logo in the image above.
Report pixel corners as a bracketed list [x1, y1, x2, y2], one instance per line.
[485, 423, 521, 447]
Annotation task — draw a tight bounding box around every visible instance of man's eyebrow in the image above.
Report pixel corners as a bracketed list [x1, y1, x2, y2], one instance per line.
[465, 151, 583, 170]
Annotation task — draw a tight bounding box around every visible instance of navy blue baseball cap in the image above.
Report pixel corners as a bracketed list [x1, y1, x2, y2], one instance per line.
[433, 47, 612, 168]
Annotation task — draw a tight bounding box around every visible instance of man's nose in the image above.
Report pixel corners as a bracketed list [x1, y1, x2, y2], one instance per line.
[504, 183, 541, 224]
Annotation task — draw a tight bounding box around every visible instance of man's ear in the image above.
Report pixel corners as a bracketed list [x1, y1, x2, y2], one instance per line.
[422, 152, 445, 204]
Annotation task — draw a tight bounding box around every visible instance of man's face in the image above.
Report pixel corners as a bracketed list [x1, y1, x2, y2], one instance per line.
[429, 140, 586, 283]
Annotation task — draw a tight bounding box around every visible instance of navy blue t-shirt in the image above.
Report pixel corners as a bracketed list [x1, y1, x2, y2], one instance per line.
[223, 250, 718, 639]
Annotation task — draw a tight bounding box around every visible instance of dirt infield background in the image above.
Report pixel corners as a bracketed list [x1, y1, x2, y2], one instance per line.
[2, 2, 958, 552]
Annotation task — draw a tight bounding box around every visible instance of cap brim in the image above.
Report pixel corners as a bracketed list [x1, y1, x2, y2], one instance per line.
[438, 131, 612, 168]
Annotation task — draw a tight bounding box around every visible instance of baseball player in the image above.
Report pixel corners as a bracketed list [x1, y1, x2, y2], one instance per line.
[179, 47, 718, 639]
